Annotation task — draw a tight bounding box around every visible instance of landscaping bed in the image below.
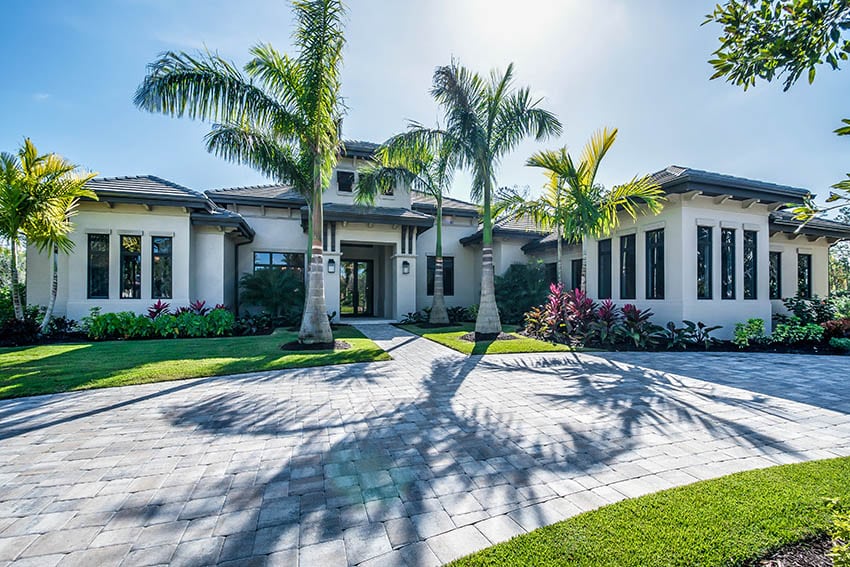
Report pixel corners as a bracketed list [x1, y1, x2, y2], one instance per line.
[0, 326, 389, 400]
[398, 323, 574, 355]
[451, 457, 850, 567]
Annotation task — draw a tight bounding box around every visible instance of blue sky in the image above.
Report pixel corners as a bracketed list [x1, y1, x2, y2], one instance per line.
[2, 0, 849, 204]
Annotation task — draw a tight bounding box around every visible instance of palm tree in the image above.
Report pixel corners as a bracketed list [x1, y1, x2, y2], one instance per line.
[0, 139, 96, 324]
[134, 0, 345, 345]
[394, 61, 562, 337]
[499, 127, 665, 290]
[355, 136, 457, 324]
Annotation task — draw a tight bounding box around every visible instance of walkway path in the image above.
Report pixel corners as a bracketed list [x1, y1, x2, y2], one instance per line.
[0, 324, 848, 566]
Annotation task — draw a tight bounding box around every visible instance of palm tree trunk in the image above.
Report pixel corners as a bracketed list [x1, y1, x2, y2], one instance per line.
[580, 240, 587, 293]
[9, 240, 24, 321]
[39, 244, 59, 334]
[555, 224, 563, 284]
[429, 198, 449, 325]
[298, 156, 333, 345]
[475, 175, 502, 337]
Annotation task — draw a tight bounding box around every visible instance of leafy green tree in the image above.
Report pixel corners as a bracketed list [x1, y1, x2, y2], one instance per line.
[830, 206, 850, 293]
[355, 136, 457, 324]
[134, 0, 345, 344]
[705, 0, 850, 217]
[239, 268, 305, 323]
[394, 61, 562, 336]
[0, 139, 96, 323]
[498, 128, 665, 290]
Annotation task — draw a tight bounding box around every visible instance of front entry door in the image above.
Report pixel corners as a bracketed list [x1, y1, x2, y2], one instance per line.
[340, 260, 373, 316]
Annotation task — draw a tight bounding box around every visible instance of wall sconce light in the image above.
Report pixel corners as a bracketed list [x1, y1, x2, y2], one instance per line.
[327, 259, 336, 274]
[402, 260, 410, 275]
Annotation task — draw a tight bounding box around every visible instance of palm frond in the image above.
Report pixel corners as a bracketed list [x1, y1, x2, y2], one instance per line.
[579, 127, 618, 188]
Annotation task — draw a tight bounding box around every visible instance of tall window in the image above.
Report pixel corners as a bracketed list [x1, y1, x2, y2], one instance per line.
[597, 239, 612, 299]
[337, 171, 354, 192]
[427, 256, 454, 296]
[619, 234, 636, 300]
[721, 228, 736, 300]
[769, 251, 782, 299]
[645, 229, 664, 299]
[87, 234, 109, 299]
[120, 235, 142, 299]
[151, 236, 173, 299]
[696, 226, 713, 300]
[798, 253, 812, 299]
[253, 252, 305, 272]
[571, 259, 583, 291]
[743, 230, 757, 300]
[545, 262, 557, 285]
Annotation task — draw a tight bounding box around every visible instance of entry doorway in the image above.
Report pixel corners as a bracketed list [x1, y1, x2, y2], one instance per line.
[340, 259, 373, 316]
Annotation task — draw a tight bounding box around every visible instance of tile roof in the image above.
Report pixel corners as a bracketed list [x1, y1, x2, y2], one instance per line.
[310, 203, 434, 227]
[206, 184, 305, 205]
[342, 140, 380, 159]
[409, 191, 479, 216]
[770, 210, 850, 240]
[651, 166, 810, 203]
[459, 214, 547, 245]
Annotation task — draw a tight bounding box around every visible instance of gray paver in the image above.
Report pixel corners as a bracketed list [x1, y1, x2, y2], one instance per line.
[1, 323, 848, 566]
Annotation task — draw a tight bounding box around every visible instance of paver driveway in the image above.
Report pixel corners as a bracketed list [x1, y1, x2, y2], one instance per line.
[1, 324, 848, 566]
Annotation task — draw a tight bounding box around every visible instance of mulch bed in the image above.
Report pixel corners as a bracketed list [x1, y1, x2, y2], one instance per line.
[459, 332, 518, 343]
[744, 535, 834, 566]
[280, 340, 351, 351]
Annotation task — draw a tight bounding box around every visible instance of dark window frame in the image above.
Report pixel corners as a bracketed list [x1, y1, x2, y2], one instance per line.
[597, 239, 612, 299]
[87, 233, 110, 299]
[743, 230, 757, 300]
[645, 229, 665, 300]
[619, 234, 636, 300]
[570, 259, 583, 291]
[253, 251, 305, 273]
[798, 253, 812, 299]
[696, 226, 713, 300]
[769, 251, 782, 300]
[426, 256, 454, 296]
[337, 171, 355, 193]
[151, 236, 173, 300]
[721, 228, 736, 300]
[120, 235, 142, 300]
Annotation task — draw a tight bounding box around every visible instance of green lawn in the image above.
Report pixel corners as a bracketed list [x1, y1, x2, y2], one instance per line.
[0, 326, 389, 400]
[452, 457, 850, 567]
[399, 323, 574, 355]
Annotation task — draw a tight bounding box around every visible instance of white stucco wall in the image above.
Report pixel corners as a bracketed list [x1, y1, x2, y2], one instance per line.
[415, 218, 480, 312]
[768, 234, 831, 316]
[190, 227, 229, 308]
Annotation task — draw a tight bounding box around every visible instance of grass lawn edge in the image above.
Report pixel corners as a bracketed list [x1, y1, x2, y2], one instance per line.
[397, 322, 578, 355]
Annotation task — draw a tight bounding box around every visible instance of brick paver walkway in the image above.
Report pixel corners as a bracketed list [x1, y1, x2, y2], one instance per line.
[1, 324, 848, 566]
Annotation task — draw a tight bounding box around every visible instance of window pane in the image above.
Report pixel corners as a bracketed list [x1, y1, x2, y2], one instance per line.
[120, 235, 141, 299]
[743, 231, 757, 300]
[798, 253, 812, 298]
[696, 226, 712, 300]
[598, 239, 612, 299]
[769, 251, 782, 299]
[427, 256, 454, 296]
[620, 234, 636, 299]
[571, 259, 583, 291]
[721, 228, 736, 300]
[151, 236, 172, 299]
[271, 253, 287, 266]
[253, 252, 270, 269]
[337, 171, 354, 192]
[645, 229, 665, 299]
[87, 234, 109, 299]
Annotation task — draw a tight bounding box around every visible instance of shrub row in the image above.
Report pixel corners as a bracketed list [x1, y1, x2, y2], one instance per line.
[83, 304, 235, 341]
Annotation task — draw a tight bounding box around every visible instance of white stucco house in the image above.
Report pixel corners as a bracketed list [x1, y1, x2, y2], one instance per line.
[26, 141, 850, 337]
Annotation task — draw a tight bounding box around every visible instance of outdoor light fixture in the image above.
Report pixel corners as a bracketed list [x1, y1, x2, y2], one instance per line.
[327, 259, 336, 273]
[402, 260, 410, 275]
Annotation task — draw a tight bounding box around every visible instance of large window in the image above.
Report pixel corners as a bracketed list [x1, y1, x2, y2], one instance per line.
[619, 234, 636, 300]
[798, 253, 812, 299]
[598, 239, 612, 299]
[571, 259, 583, 291]
[743, 230, 757, 300]
[120, 235, 142, 299]
[696, 226, 713, 300]
[721, 228, 736, 300]
[645, 229, 664, 299]
[427, 256, 454, 296]
[253, 252, 305, 272]
[769, 251, 782, 299]
[87, 234, 109, 299]
[151, 236, 172, 299]
[337, 171, 354, 192]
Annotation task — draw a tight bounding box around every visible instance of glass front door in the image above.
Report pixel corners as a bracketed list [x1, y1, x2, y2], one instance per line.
[340, 259, 373, 316]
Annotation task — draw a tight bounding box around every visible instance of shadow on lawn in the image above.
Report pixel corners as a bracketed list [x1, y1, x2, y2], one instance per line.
[97, 327, 813, 563]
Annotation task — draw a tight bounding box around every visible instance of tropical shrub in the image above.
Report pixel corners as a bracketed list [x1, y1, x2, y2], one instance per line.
[205, 308, 235, 336]
[771, 319, 825, 345]
[523, 305, 551, 339]
[495, 263, 551, 325]
[589, 300, 621, 348]
[239, 269, 305, 325]
[618, 304, 663, 350]
[153, 314, 179, 338]
[400, 311, 426, 325]
[733, 318, 766, 349]
[780, 294, 836, 324]
[0, 306, 42, 346]
[446, 306, 472, 324]
[834, 292, 850, 318]
[682, 320, 722, 350]
[147, 300, 170, 319]
[233, 312, 274, 336]
[82, 303, 240, 340]
[830, 337, 850, 353]
[176, 312, 207, 338]
[822, 318, 850, 339]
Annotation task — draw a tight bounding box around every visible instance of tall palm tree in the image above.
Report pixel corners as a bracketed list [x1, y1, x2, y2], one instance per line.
[500, 128, 665, 290]
[394, 61, 562, 337]
[0, 139, 96, 324]
[355, 136, 457, 324]
[134, 0, 345, 345]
